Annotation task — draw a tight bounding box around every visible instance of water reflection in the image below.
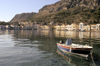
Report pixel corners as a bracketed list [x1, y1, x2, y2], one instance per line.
[4, 30, 100, 54]
[0, 30, 100, 66]
[57, 48, 91, 66]
[54, 31, 77, 39]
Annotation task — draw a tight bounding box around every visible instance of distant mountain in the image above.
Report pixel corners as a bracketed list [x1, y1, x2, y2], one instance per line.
[10, 12, 37, 22]
[11, 0, 100, 24]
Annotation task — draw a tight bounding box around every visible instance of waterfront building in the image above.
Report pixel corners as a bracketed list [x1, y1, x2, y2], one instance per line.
[79, 22, 84, 31]
[54, 24, 67, 31]
[91, 24, 97, 31]
[0, 25, 5, 30]
[61, 25, 67, 30]
[66, 24, 75, 31]
[54, 25, 61, 30]
[5, 25, 9, 29]
[96, 24, 100, 30]
[14, 25, 21, 30]
[71, 23, 79, 31]
[33, 24, 40, 30]
[55, 24, 76, 31]
[79, 22, 97, 31]
[40, 25, 50, 30]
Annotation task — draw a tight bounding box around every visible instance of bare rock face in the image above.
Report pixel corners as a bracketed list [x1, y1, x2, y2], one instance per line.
[39, 0, 100, 13]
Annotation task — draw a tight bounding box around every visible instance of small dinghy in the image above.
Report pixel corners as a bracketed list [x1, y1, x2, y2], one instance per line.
[57, 39, 93, 57]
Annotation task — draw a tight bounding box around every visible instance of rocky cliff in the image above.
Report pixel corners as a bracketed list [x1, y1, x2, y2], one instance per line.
[39, 0, 100, 13]
[11, 0, 100, 23]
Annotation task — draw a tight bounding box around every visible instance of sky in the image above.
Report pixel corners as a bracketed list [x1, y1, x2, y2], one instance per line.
[0, 0, 60, 22]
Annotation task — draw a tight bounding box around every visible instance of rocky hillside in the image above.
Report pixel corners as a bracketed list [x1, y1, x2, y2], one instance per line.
[11, 0, 100, 24]
[11, 12, 37, 22]
[39, 0, 100, 13]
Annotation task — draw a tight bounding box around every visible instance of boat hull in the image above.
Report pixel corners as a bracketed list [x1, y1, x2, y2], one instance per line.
[57, 43, 92, 55]
[57, 44, 70, 52]
[72, 50, 90, 54]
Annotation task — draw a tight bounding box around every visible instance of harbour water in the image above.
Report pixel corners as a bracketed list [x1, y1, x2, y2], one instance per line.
[0, 30, 100, 66]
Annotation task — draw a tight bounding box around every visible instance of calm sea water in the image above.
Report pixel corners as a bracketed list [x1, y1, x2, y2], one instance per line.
[0, 30, 100, 66]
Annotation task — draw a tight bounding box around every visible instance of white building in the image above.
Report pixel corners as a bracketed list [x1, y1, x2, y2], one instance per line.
[96, 24, 100, 30]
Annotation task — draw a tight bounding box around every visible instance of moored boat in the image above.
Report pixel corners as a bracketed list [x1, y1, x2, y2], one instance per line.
[57, 39, 93, 57]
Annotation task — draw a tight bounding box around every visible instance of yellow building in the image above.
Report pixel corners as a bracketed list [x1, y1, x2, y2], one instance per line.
[40, 25, 50, 30]
[55, 24, 76, 31]
[71, 23, 79, 31]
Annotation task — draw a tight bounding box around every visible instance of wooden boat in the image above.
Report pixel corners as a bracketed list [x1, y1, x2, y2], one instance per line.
[57, 39, 93, 57]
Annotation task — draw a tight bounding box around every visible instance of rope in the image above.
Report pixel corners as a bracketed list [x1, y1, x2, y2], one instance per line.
[90, 52, 96, 66]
